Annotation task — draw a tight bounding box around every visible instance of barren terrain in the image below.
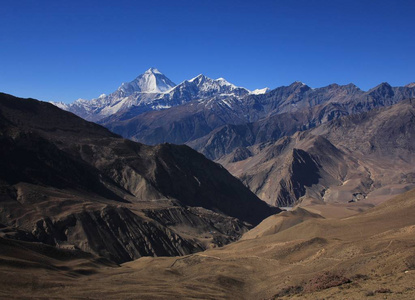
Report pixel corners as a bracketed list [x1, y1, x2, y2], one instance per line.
[2, 189, 415, 299]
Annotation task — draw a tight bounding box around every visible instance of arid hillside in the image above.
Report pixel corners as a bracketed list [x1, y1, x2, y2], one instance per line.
[219, 99, 415, 207]
[1, 188, 415, 299]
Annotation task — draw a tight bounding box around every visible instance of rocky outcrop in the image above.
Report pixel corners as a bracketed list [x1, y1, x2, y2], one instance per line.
[143, 206, 248, 246]
[9, 204, 250, 264]
[31, 206, 202, 264]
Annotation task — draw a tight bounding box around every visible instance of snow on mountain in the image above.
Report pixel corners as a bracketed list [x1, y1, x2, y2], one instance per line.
[117, 67, 176, 95]
[187, 75, 243, 92]
[52, 68, 252, 122]
[250, 88, 270, 95]
[167, 74, 250, 100]
[51, 101, 68, 110]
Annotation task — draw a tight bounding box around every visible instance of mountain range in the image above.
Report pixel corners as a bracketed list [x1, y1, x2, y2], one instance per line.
[54, 69, 415, 207]
[2, 68, 415, 299]
[218, 99, 415, 206]
[55, 70, 415, 158]
[54, 68, 265, 122]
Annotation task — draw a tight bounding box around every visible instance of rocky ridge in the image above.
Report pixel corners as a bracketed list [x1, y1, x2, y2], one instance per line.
[219, 99, 415, 206]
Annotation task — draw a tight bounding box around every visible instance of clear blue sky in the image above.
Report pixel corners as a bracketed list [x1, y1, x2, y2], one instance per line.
[1, 0, 414, 103]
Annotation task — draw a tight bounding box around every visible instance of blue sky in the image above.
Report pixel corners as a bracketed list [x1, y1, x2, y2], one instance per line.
[1, 0, 414, 103]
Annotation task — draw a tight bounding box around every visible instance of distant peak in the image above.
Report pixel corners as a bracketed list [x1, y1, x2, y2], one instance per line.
[117, 68, 176, 94]
[343, 83, 362, 91]
[345, 83, 357, 87]
[371, 82, 392, 90]
[251, 87, 270, 95]
[367, 82, 393, 94]
[215, 77, 233, 84]
[378, 82, 392, 87]
[405, 82, 415, 88]
[289, 81, 308, 88]
[144, 67, 163, 75]
[187, 75, 239, 88]
[188, 74, 206, 82]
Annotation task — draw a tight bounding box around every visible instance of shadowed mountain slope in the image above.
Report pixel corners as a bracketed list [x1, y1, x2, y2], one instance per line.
[0, 93, 278, 263]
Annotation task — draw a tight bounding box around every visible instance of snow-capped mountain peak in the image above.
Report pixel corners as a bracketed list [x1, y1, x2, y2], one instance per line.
[187, 75, 237, 89]
[52, 69, 252, 122]
[187, 74, 207, 84]
[251, 88, 270, 95]
[145, 67, 162, 75]
[216, 77, 237, 88]
[174, 74, 249, 98]
[51, 101, 68, 110]
[179, 74, 247, 94]
[118, 68, 176, 95]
